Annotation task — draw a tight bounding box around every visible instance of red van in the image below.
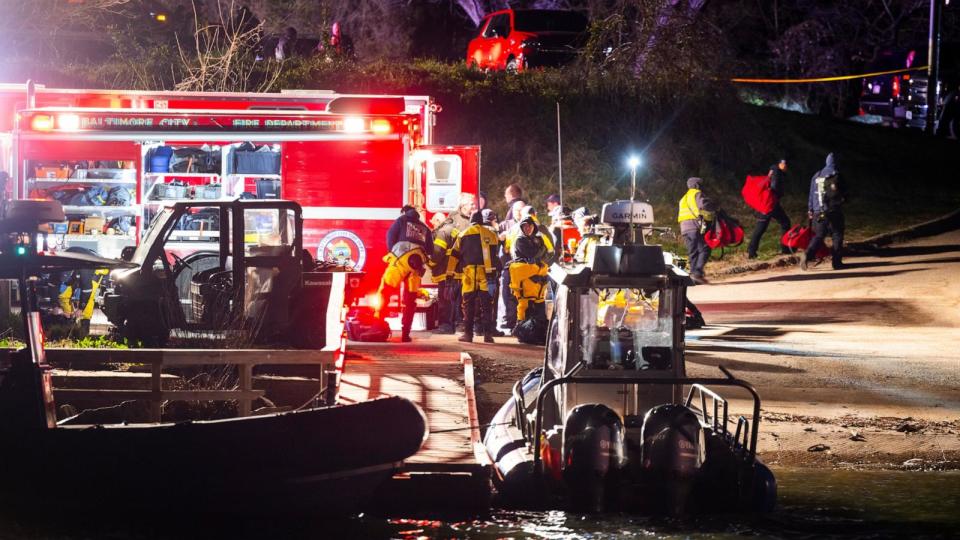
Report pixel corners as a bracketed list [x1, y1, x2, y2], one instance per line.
[466, 9, 588, 73]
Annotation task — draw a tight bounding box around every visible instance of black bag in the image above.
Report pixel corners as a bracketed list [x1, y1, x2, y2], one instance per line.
[70, 186, 108, 206]
[106, 216, 133, 234]
[106, 186, 132, 206]
[48, 186, 86, 205]
[235, 151, 281, 174]
[515, 317, 547, 345]
[346, 312, 392, 342]
[170, 147, 221, 173]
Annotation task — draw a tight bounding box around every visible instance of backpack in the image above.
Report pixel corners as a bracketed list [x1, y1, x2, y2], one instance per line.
[817, 174, 843, 206]
[741, 174, 777, 214]
[703, 211, 744, 250]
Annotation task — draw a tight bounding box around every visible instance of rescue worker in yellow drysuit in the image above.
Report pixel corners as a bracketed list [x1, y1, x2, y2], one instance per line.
[377, 206, 433, 342]
[447, 210, 501, 343]
[509, 216, 550, 326]
[431, 193, 476, 334]
[57, 248, 109, 335]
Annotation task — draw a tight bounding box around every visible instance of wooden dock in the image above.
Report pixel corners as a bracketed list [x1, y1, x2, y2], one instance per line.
[340, 336, 491, 513]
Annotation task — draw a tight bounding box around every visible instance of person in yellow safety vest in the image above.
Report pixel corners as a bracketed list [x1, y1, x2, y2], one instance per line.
[431, 193, 477, 334]
[376, 241, 428, 342]
[509, 216, 550, 326]
[677, 177, 718, 285]
[447, 211, 501, 343]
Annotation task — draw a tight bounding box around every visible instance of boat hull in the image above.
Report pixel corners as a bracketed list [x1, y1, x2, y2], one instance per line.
[0, 396, 428, 516]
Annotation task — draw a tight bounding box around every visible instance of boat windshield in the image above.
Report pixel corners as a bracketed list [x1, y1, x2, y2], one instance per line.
[131, 207, 174, 265]
[580, 287, 674, 370]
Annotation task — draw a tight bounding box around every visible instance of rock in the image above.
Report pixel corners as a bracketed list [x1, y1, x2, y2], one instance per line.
[896, 422, 922, 433]
[903, 458, 924, 468]
[807, 443, 830, 452]
[849, 432, 866, 442]
[804, 427, 816, 432]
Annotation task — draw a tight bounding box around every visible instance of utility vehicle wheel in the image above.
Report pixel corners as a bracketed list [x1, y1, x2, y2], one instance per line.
[121, 307, 169, 347]
[505, 57, 519, 74]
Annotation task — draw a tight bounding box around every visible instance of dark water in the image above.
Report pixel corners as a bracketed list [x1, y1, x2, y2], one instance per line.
[2, 469, 958, 539]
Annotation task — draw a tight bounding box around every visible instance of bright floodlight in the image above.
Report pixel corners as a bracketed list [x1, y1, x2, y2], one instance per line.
[627, 156, 641, 168]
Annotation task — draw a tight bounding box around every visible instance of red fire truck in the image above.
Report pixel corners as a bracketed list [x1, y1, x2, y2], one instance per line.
[0, 83, 479, 321]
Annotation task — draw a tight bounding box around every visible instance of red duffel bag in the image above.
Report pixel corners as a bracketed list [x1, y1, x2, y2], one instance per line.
[782, 224, 831, 258]
[704, 211, 744, 250]
[782, 224, 812, 250]
[742, 174, 778, 214]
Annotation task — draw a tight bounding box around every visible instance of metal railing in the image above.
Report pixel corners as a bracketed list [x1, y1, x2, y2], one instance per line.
[43, 348, 335, 422]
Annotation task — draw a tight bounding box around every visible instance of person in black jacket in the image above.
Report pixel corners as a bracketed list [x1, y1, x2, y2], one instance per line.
[747, 159, 792, 258]
[800, 153, 846, 271]
[386, 205, 432, 252]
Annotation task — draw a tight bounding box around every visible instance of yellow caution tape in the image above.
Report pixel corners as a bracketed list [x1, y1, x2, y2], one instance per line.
[731, 65, 928, 84]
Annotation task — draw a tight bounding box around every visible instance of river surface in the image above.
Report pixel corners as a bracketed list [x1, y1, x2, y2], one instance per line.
[2, 469, 957, 539]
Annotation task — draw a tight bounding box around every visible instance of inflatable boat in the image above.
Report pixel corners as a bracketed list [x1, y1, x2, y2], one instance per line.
[483, 200, 776, 514]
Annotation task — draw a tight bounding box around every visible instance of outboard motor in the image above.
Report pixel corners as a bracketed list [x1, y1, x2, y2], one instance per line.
[562, 404, 625, 512]
[641, 404, 705, 515]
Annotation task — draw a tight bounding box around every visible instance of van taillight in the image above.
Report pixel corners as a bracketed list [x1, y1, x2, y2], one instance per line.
[892, 76, 900, 98]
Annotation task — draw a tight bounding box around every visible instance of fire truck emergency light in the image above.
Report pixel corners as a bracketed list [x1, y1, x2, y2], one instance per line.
[30, 115, 54, 131]
[57, 114, 81, 131]
[343, 117, 365, 133]
[370, 118, 392, 135]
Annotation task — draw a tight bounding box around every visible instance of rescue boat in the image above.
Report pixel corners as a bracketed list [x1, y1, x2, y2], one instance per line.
[0, 200, 428, 516]
[483, 200, 776, 514]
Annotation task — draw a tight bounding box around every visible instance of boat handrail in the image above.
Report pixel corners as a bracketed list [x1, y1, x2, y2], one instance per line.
[511, 378, 529, 441]
[733, 415, 752, 452]
[684, 383, 729, 435]
[530, 369, 762, 476]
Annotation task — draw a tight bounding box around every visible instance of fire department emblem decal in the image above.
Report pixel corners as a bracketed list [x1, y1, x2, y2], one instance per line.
[318, 230, 366, 270]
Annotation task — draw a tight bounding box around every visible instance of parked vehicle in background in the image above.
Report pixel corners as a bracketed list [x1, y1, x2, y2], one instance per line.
[906, 76, 960, 138]
[860, 45, 959, 137]
[859, 48, 920, 125]
[466, 9, 588, 73]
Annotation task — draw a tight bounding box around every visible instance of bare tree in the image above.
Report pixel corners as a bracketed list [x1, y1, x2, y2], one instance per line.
[175, 1, 281, 92]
